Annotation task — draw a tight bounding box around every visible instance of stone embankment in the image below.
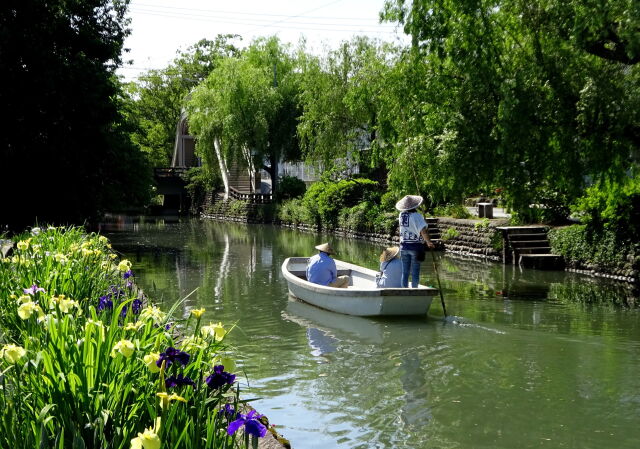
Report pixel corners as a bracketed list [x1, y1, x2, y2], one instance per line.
[435, 218, 508, 262]
[201, 201, 638, 284]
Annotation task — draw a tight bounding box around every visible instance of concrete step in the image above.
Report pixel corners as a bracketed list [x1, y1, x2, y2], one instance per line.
[508, 233, 550, 241]
[515, 247, 551, 254]
[510, 240, 550, 248]
[498, 226, 548, 235]
[519, 254, 565, 270]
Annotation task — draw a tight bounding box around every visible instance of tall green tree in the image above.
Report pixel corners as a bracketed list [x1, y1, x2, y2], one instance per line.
[380, 0, 640, 216]
[1, 0, 151, 228]
[297, 37, 397, 183]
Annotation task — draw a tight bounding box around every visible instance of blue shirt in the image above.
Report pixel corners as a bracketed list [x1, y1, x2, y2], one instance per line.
[376, 258, 403, 288]
[398, 211, 428, 251]
[306, 252, 337, 286]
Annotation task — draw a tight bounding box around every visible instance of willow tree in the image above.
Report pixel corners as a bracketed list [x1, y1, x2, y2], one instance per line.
[297, 37, 398, 182]
[186, 37, 301, 198]
[380, 0, 640, 217]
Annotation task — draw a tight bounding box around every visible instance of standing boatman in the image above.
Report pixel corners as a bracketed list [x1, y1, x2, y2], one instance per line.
[395, 195, 435, 288]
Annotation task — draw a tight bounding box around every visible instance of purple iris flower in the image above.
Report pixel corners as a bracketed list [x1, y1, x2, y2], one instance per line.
[119, 299, 142, 317]
[24, 284, 45, 295]
[156, 347, 190, 368]
[205, 365, 236, 389]
[165, 373, 196, 389]
[218, 404, 238, 420]
[227, 410, 267, 438]
[132, 299, 143, 314]
[123, 270, 134, 279]
[98, 295, 113, 310]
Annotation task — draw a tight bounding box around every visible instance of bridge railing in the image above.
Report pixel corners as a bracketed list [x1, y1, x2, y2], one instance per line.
[229, 187, 272, 204]
[154, 167, 189, 179]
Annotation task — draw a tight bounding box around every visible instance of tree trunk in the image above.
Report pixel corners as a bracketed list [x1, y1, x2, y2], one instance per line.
[214, 136, 230, 200]
[241, 145, 256, 193]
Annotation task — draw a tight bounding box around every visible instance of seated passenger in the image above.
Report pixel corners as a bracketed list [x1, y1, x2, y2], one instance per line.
[306, 243, 349, 288]
[376, 246, 403, 288]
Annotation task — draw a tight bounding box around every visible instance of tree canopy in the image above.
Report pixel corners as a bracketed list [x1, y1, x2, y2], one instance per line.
[378, 0, 640, 216]
[186, 37, 301, 196]
[1, 0, 151, 228]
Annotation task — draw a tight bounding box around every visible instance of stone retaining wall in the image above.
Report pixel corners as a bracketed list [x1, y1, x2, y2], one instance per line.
[435, 218, 509, 262]
[203, 203, 506, 262]
[200, 205, 638, 284]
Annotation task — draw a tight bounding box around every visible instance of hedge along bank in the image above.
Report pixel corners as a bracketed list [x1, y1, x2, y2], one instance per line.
[0, 226, 276, 449]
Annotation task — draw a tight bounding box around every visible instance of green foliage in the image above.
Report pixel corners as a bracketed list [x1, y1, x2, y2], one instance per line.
[184, 166, 221, 211]
[302, 178, 380, 229]
[379, 0, 640, 217]
[0, 227, 255, 448]
[474, 218, 491, 230]
[187, 37, 302, 195]
[277, 198, 313, 226]
[1, 0, 152, 227]
[228, 200, 249, 216]
[441, 228, 460, 241]
[276, 175, 307, 202]
[297, 37, 398, 174]
[124, 36, 240, 167]
[432, 203, 472, 219]
[337, 202, 396, 234]
[491, 231, 504, 252]
[573, 175, 640, 241]
[549, 225, 640, 273]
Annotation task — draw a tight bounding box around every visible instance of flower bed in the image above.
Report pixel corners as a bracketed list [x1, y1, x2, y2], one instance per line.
[0, 226, 268, 448]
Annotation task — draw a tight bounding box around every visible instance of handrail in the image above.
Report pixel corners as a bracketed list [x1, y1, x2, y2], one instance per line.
[228, 186, 272, 204]
[154, 167, 188, 178]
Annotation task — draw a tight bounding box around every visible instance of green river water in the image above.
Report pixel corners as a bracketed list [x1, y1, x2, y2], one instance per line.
[104, 218, 640, 449]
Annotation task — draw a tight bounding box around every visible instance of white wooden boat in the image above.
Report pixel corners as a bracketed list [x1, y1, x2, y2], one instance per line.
[281, 257, 437, 316]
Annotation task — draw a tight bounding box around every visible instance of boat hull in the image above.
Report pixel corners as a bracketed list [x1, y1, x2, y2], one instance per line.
[281, 257, 437, 316]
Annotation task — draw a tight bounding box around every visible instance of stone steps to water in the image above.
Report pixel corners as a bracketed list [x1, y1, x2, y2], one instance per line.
[509, 240, 550, 247]
[515, 246, 551, 254]
[519, 254, 565, 270]
[497, 226, 564, 269]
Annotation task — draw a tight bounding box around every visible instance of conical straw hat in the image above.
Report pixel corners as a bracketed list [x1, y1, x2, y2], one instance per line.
[315, 243, 335, 254]
[395, 195, 423, 211]
[379, 246, 400, 262]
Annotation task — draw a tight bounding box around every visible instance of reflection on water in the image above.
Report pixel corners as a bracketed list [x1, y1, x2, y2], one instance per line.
[105, 218, 640, 449]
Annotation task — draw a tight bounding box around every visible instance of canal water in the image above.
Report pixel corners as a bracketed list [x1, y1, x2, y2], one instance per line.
[104, 218, 640, 449]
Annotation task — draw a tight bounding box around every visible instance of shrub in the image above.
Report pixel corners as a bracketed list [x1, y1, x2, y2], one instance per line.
[549, 224, 640, 273]
[184, 166, 220, 210]
[277, 198, 313, 226]
[441, 227, 460, 241]
[474, 218, 490, 230]
[275, 175, 306, 202]
[228, 199, 249, 216]
[573, 175, 640, 241]
[302, 178, 379, 229]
